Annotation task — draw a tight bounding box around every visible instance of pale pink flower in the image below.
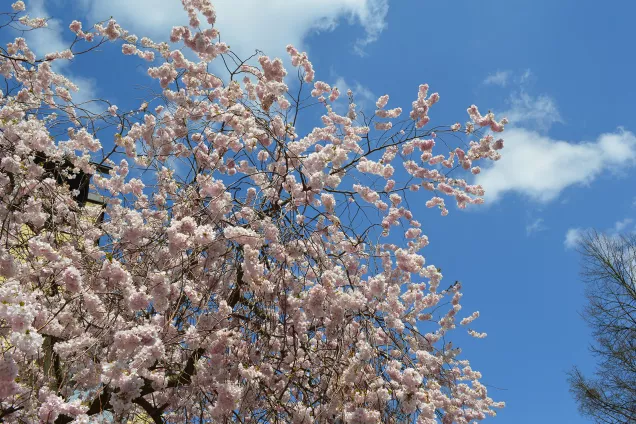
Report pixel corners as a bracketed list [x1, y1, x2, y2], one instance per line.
[122, 44, 137, 55]
[375, 122, 392, 131]
[376, 94, 389, 109]
[69, 20, 82, 33]
[11, 1, 25, 11]
[61, 267, 82, 293]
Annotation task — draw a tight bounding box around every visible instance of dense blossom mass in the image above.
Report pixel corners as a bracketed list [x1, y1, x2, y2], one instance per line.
[0, 1, 508, 422]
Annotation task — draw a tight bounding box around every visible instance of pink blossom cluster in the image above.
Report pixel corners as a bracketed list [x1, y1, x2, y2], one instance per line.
[287, 45, 315, 83]
[375, 94, 402, 119]
[68, 20, 95, 42]
[11, 1, 25, 12]
[467, 105, 509, 132]
[18, 15, 47, 29]
[410, 84, 440, 128]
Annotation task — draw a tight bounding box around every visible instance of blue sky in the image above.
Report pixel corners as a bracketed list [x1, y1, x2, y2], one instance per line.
[22, 0, 636, 422]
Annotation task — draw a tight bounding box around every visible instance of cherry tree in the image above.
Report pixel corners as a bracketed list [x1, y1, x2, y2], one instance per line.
[0, 1, 508, 422]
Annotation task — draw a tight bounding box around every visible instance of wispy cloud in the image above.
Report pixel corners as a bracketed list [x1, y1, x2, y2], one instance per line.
[501, 91, 562, 132]
[483, 70, 511, 87]
[330, 75, 376, 115]
[350, 0, 389, 55]
[519, 69, 532, 84]
[483, 69, 560, 133]
[613, 218, 634, 233]
[526, 218, 547, 236]
[564, 218, 635, 250]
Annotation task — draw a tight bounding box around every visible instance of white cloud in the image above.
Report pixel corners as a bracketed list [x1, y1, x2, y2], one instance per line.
[483, 70, 511, 87]
[526, 218, 546, 236]
[564, 218, 635, 250]
[564, 228, 584, 249]
[614, 218, 634, 233]
[519, 69, 532, 84]
[83, 0, 389, 60]
[501, 91, 562, 132]
[478, 70, 636, 205]
[476, 128, 636, 203]
[483, 69, 558, 132]
[483, 68, 531, 88]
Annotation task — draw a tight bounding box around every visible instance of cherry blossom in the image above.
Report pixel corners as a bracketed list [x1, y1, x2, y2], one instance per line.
[0, 1, 508, 423]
